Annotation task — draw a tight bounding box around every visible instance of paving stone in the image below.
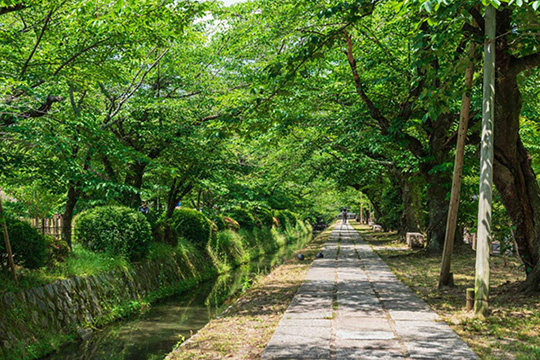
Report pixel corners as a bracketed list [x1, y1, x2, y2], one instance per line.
[406, 338, 477, 359]
[336, 339, 405, 360]
[336, 316, 392, 332]
[388, 309, 439, 321]
[283, 311, 333, 319]
[337, 330, 395, 340]
[393, 320, 460, 340]
[279, 318, 333, 328]
[263, 342, 331, 359]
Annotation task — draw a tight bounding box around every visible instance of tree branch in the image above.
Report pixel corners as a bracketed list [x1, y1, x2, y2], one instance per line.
[0, 3, 25, 16]
[343, 30, 389, 130]
[53, 38, 110, 76]
[20, 95, 64, 119]
[102, 47, 170, 128]
[511, 51, 540, 74]
[20, 9, 54, 77]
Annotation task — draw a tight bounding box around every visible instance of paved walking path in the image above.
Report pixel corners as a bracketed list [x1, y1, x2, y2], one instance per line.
[262, 223, 477, 359]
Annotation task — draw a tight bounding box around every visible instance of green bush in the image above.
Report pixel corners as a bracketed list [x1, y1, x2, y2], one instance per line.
[0, 217, 47, 269]
[209, 230, 246, 266]
[45, 236, 70, 265]
[211, 215, 227, 231]
[273, 209, 298, 228]
[74, 206, 151, 260]
[170, 208, 212, 248]
[226, 207, 255, 230]
[223, 216, 240, 231]
[142, 210, 166, 243]
[253, 207, 274, 228]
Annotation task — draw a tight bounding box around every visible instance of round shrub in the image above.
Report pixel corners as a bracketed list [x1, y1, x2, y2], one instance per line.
[170, 208, 212, 248]
[253, 207, 274, 228]
[74, 206, 151, 260]
[0, 217, 47, 269]
[226, 207, 255, 230]
[45, 236, 70, 265]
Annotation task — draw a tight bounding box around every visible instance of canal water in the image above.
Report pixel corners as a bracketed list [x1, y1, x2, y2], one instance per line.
[42, 233, 312, 360]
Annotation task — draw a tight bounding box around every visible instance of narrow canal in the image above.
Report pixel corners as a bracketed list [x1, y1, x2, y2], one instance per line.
[42, 233, 313, 360]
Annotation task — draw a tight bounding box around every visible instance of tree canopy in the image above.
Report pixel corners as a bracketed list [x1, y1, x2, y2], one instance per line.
[1, 0, 540, 291]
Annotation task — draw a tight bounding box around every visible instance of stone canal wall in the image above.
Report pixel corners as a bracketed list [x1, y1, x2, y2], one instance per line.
[0, 253, 213, 360]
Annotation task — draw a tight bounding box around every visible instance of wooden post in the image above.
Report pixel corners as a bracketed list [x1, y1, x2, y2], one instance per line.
[474, 5, 496, 317]
[360, 193, 364, 224]
[466, 288, 475, 311]
[0, 198, 17, 281]
[439, 41, 476, 288]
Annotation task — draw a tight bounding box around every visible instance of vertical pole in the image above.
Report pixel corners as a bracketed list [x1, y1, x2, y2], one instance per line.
[360, 193, 364, 224]
[474, 5, 496, 317]
[439, 41, 476, 288]
[0, 198, 17, 281]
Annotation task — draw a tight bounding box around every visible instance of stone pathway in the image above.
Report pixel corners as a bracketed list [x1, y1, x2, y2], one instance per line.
[262, 223, 477, 359]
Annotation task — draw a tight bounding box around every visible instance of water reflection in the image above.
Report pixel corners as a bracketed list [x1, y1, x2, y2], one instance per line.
[42, 234, 311, 360]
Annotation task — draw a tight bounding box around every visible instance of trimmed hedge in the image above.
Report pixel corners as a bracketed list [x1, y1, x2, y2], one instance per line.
[170, 208, 212, 248]
[226, 207, 255, 230]
[74, 206, 151, 260]
[0, 217, 47, 269]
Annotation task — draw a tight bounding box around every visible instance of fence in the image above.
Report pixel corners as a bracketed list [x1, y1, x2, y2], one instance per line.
[25, 215, 64, 239]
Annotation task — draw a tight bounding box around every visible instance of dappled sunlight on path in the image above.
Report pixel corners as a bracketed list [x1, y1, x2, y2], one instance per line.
[263, 223, 477, 359]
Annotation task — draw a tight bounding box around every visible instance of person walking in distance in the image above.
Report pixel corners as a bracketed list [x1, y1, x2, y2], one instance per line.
[341, 208, 348, 224]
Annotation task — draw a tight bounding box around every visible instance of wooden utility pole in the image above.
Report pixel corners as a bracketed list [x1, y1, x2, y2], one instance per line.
[438, 41, 476, 288]
[0, 198, 17, 281]
[474, 5, 496, 317]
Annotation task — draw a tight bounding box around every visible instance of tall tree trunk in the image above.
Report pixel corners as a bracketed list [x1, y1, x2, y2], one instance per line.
[493, 67, 540, 290]
[399, 174, 423, 234]
[123, 161, 147, 208]
[492, 9, 540, 293]
[424, 110, 455, 251]
[62, 184, 80, 248]
[425, 170, 451, 251]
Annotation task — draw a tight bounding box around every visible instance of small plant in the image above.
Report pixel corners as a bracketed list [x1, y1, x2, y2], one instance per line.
[45, 236, 70, 266]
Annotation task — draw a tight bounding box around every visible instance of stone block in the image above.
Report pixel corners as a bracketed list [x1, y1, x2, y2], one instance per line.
[373, 225, 383, 232]
[406, 232, 425, 249]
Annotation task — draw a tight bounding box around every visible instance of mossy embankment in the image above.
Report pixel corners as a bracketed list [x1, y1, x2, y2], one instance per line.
[167, 223, 334, 360]
[0, 222, 311, 360]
